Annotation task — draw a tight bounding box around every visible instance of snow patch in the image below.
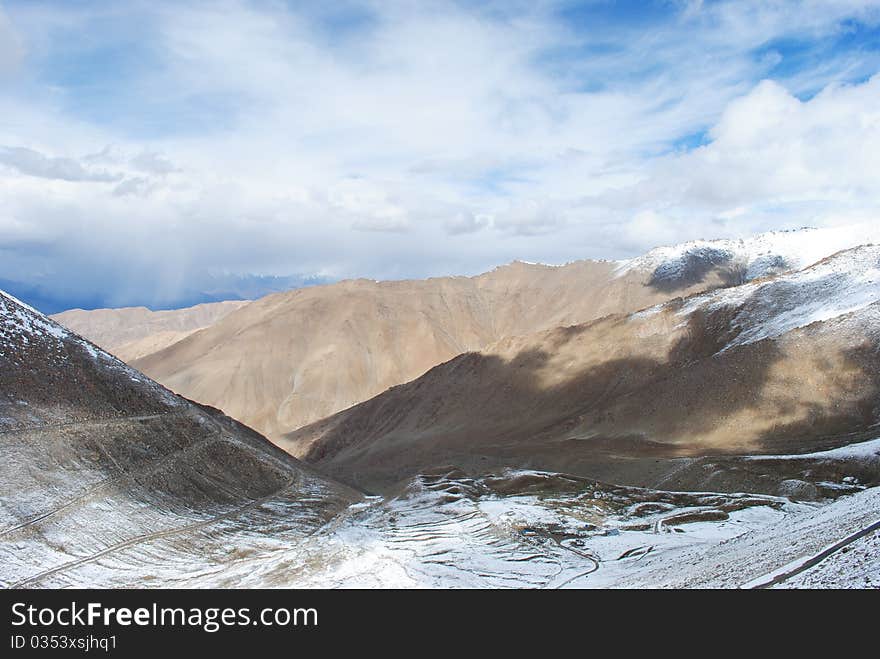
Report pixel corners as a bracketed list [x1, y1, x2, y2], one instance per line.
[616, 224, 880, 286]
[746, 437, 880, 461]
[678, 244, 880, 350]
[0, 291, 69, 348]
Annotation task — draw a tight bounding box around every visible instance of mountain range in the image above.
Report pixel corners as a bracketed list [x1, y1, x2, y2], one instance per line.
[288, 243, 880, 492]
[2, 224, 874, 588]
[52, 225, 878, 451]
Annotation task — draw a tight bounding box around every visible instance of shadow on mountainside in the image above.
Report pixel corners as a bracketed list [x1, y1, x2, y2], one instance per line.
[289, 306, 880, 493]
[646, 248, 746, 294]
[749, 340, 880, 454]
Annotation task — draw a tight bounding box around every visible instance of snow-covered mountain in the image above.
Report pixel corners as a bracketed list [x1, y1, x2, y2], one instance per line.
[676, 242, 880, 350]
[616, 223, 879, 287]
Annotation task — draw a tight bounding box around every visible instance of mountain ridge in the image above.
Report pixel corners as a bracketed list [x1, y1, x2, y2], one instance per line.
[49, 224, 880, 451]
[284, 243, 880, 492]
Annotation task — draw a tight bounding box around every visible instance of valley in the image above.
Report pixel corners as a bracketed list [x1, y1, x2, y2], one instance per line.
[5, 225, 880, 588]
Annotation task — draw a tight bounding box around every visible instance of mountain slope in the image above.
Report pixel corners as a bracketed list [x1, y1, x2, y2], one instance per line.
[131, 226, 875, 444]
[0, 290, 358, 588]
[2, 280, 876, 588]
[51, 300, 249, 362]
[130, 260, 720, 442]
[285, 245, 880, 492]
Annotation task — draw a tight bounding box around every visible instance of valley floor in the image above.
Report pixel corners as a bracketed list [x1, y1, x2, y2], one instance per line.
[305, 472, 880, 589]
[72, 466, 872, 589]
[4, 463, 878, 588]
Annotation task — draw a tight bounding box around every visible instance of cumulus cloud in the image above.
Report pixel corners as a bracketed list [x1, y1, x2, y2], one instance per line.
[351, 213, 410, 233]
[112, 176, 155, 197]
[129, 151, 177, 176]
[492, 200, 566, 237]
[605, 74, 880, 230]
[444, 211, 488, 235]
[0, 146, 122, 182]
[0, 0, 879, 309]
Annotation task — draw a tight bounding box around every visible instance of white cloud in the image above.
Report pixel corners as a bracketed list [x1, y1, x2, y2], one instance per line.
[0, 146, 122, 182]
[492, 199, 566, 237]
[617, 75, 880, 221]
[0, 0, 879, 307]
[129, 151, 177, 176]
[444, 211, 488, 235]
[0, 7, 24, 76]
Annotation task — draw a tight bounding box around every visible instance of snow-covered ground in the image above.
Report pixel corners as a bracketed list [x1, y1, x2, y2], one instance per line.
[200, 471, 880, 589]
[308, 472, 878, 589]
[745, 437, 880, 462]
[12, 467, 872, 589]
[773, 527, 880, 589]
[310, 473, 796, 589]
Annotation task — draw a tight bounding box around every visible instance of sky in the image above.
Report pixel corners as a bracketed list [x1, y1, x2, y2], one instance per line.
[1, 0, 879, 312]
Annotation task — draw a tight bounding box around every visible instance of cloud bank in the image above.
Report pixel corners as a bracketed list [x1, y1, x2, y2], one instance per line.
[0, 0, 879, 310]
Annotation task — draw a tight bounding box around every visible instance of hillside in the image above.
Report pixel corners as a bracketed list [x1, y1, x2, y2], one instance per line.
[286, 244, 880, 492]
[0, 290, 358, 587]
[129, 226, 876, 444]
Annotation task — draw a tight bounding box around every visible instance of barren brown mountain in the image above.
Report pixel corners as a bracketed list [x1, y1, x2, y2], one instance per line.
[51, 300, 249, 362]
[285, 246, 880, 493]
[130, 255, 752, 443]
[57, 227, 876, 451]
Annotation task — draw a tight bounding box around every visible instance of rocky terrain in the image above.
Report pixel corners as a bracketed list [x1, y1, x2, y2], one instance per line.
[287, 244, 880, 494]
[0, 290, 358, 588]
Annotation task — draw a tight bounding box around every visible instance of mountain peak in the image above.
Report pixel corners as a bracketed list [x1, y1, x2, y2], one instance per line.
[616, 223, 880, 287]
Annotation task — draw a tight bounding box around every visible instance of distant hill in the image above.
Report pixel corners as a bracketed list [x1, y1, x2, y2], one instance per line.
[52, 300, 249, 362]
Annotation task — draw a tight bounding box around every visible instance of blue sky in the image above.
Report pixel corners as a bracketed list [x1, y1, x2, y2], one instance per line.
[0, 0, 879, 311]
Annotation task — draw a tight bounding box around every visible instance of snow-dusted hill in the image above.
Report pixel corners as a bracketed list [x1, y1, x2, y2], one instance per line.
[0, 290, 359, 588]
[675, 242, 880, 351]
[616, 224, 879, 288]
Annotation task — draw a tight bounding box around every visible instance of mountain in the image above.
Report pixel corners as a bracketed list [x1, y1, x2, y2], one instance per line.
[0, 290, 358, 587]
[51, 300, 248, 362]
[2, 234, 878, 588]
[128, 226, 876, 445]
[616, 224, 876, 289]
[127, 260, 690, 442]
[285, 244, 880, 493]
